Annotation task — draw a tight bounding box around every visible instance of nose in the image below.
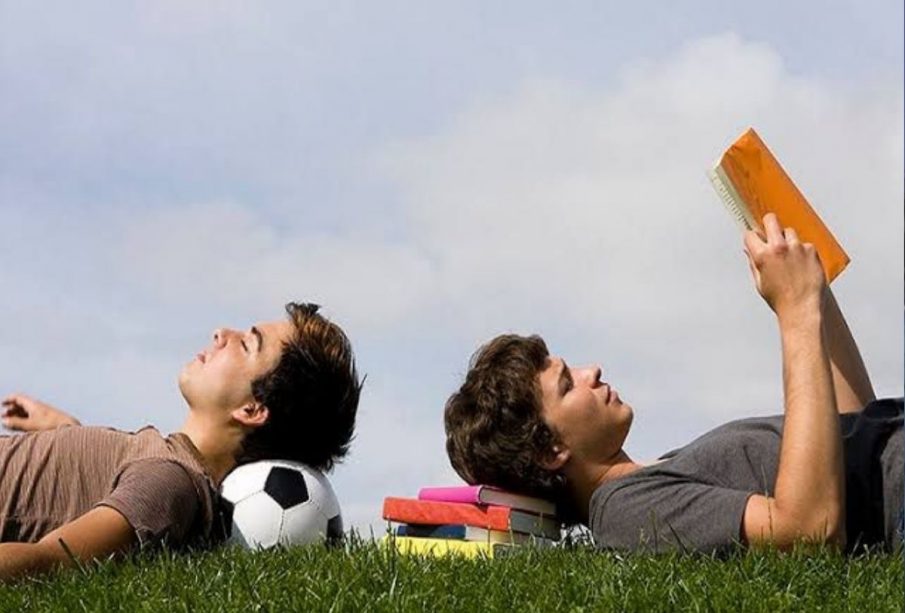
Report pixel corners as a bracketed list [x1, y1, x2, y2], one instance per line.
[212, 328, 229, 348]
[577, 365, 603, 385]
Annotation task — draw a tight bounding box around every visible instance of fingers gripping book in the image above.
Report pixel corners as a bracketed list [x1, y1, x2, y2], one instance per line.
[707, 127, 849, 282]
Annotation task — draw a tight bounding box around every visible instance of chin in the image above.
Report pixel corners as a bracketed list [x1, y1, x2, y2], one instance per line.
[622, 403, 634, 426]
[177, 369, 193, 401]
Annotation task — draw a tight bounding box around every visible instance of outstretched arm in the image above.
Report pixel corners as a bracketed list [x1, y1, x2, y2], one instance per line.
[823, 289, 876, 413]
[740, 214, 845, 550]
[0, 506, 135, 582]
[2, 395, 80, 431]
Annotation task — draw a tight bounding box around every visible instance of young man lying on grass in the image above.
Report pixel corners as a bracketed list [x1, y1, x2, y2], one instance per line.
[445, 214, 903, 555]
[0, 302, 361, 581]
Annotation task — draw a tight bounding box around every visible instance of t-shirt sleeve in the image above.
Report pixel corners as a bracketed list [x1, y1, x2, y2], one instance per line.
[590, 477, 754, 556]
[97, 459, 201, 548]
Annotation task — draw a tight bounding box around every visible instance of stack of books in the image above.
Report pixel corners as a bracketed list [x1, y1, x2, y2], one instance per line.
[381, 485, 559, 558]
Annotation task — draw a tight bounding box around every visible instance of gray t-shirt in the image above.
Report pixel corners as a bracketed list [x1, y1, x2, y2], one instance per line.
[589, 397, 903, 555]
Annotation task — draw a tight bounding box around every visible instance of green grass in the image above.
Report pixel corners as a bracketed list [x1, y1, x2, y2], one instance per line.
[1, 537, 901, 612]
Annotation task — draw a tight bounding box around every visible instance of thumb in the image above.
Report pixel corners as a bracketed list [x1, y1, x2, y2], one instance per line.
[742, 248, 759, 279]
[742, 252, 764, 298]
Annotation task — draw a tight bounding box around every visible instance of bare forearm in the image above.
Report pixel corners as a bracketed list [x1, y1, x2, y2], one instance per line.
[774, 305, 846, 542]
[0, 542, 64, 582]
[824, 289, 876, 413]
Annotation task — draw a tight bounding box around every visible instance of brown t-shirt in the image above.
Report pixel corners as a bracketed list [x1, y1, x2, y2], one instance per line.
[0, 425, 219, 548]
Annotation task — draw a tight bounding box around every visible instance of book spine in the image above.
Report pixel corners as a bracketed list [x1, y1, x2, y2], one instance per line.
[383, 498, 507, 528]
[383, 535, 509, 559]
[417, 486, 481, 505]
[396, 524, 468, 539]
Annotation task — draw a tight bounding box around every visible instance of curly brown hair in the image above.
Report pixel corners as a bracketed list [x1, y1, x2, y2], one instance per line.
[238, 302, 362, 472]
[444, 334, 571, 515]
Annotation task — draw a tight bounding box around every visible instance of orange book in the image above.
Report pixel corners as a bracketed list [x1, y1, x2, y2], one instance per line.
[381, 497, 560, 540]
[707, 127, 849, 282]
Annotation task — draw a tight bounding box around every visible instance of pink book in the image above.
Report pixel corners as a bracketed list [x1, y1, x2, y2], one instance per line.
[417, 485, 556, 516]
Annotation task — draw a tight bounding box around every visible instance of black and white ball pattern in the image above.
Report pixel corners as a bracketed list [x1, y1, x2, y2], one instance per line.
[220, 460, 343, 549]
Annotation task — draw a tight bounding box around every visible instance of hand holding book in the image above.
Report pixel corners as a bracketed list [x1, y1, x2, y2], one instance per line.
[707, 128, 849, 282]
[742, 213, 828, 319]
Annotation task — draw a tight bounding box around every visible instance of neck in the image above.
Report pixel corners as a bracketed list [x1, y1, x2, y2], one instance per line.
[564, 449, 643, 524]
[178, 413, 243, 485]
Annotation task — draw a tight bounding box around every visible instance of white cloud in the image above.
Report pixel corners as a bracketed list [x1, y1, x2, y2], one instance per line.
[375, 32, 904, 427]
[111, 201, 436, 334]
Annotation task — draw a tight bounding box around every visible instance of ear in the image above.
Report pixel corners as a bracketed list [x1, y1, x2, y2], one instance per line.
[231, 402, 269, 429]
[539, 444, 571, 471]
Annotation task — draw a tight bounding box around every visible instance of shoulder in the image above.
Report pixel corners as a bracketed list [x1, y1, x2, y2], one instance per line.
[589, 462, 679, 529]
[589, 462, 752, 555]
[656, 417, 784, 465]
[701, 415, 785, 438]
[113, 459, 201, 501]
[119, 429, 211, 486]
[102, 459, 205, 547]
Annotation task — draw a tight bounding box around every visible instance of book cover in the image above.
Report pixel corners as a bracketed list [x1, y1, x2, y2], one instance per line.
[417, 484, 556, 516]
[395, 523, 555, 546]
[707, 127, 849, 281]
[381, 535, 514, 559]
[382, 497, 561, 540]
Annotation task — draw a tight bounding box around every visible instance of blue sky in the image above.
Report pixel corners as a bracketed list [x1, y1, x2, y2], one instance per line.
[1, 1, 902, 532]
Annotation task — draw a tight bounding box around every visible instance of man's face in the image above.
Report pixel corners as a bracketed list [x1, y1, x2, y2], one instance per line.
[179, 319, 294, 415]
[538, 356, 634, 465]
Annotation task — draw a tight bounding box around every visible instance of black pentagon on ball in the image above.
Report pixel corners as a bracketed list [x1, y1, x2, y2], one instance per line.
[263, 466, 310, 509]
[326, 514, 343, 544]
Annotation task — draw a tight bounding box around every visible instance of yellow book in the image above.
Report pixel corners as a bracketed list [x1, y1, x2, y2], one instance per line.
[381, 536, 514, 559]
[707, 127, 849, 282]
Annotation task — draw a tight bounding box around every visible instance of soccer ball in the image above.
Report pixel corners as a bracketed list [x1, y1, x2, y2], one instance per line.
[220, 460, 343, 549]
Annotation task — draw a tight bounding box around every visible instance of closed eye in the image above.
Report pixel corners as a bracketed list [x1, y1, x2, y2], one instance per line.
[559, 361, 574, 396]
